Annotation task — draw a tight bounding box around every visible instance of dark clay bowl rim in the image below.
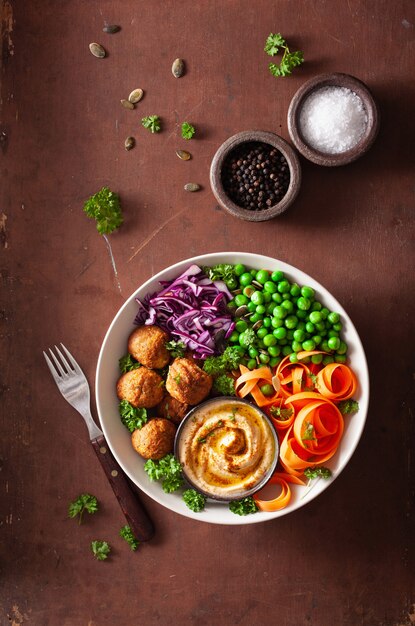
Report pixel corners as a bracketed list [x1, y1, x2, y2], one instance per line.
[209, 130, 301, 222]
[287, 72, 380, 167]
[174, 395, 280, 502]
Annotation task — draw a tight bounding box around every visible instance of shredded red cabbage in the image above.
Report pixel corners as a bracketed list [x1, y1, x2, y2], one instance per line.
[134, 264, 235, 358]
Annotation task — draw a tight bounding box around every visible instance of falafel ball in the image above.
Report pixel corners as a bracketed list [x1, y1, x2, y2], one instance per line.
[166, 357, 212, 405]
[131, 418, 176, 460]
[128, 325, 170, 369]
[157, 394, 189, 425]
[117, 367, 164, 408]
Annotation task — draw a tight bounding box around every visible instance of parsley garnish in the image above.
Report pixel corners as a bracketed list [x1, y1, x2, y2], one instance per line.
[213, 374, 236, 396]
[269, 406, 293, 421]
[119, 354, 141, 374]
[304, 467, 332, 480]
[83, 187, 123, 235]
[165, 340, 186, 358]
[181, 122, 195, 140]
[119, 525, 140, 551]
[174, 374, 181, 385]
[203, 346, 243, 376]
[265, 33, 304, 77]
[141, 115, 161, 133]
[183, 489, 206, 512]
[229, 496, 258, 516]
[302, 421, 316, 441]
[203, 263, 237, 284]
[119, 400, 148, 432]
[337, 399, 359, 415]
[91, 540, 111, 561]
[144, 454, 184, 493]
[68, 493, 98, 524]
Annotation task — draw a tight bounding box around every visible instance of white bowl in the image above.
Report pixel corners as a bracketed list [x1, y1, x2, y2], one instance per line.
[96, 252, 369, 525]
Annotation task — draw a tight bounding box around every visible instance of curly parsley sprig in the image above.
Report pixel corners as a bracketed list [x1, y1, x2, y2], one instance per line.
[183, 489, 207, 512]
[119, 400, 148, 432]
[83, 187, 123, 235]
[181, 122, 195, 139]
[144, 454, 184, 493]
[119, 525, 140, 551]
[264, 33, 304, 77]
[141, 115, 161, 133]
[229, 496, 258, 516]
[91, 540, 111, 561]
[68, 494, 98, 524]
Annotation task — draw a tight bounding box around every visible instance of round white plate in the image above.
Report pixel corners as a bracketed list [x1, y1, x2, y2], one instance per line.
[96, 252, 369, 525]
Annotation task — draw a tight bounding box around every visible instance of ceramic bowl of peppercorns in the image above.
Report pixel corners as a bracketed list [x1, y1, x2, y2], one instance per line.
[210, 130, 301, 222]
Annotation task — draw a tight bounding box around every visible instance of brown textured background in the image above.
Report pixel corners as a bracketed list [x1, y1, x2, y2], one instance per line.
[1, 1, 414, 625]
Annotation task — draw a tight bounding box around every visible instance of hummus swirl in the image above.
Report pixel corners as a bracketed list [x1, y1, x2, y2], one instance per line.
[178, 400, 276, 498]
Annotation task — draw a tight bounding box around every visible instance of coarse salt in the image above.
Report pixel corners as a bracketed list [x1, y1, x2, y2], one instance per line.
[299, 86, 368, 154]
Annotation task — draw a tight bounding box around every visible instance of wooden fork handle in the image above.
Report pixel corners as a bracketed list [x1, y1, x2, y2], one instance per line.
[91, 434, 154, 542]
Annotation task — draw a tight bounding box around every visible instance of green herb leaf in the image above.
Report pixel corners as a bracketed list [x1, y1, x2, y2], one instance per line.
[181, 122, 195, 140]
[264, 32, 286, 56]
[203, 346, 243, 376]
[165, 340, 186, 358]
[91, 540, 111, 561]
[119, 525, 140, 551]
[229, 496, 258, 516]
[302, 421, 316, 441]
[141, 115, 161, 133]
[68, 493, 98, 524]
[144, 453, 184, 493]
[183, 489, 207, 512]
[119, 354, 141, 374]
[337, 399, 359, 415]
[119, 400, 148, 432]
[304, 466, 332, 480]
[203, 263, 237, 285]
[269, 406, 293, 421]
[213, 374, 236, 396]
[83, 187, 123, 235]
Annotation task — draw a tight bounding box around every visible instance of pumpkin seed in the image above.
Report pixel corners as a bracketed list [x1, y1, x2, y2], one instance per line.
[172, 58, 185, 78]
[184, 183, 200, 192]
[103, 24, 121, 34]
[176, 149, 191, 161]
[252, 321, 264, 331]
[128, 88, 144, 104]
[89, 43, 106, 58]
[125, 137, 135, 151]
[235, 305, 249, 318]
[121, 99, 135, 110]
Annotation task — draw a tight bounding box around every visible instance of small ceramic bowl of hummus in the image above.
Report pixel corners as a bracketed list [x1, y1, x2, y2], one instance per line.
[174, 397, 279, 501]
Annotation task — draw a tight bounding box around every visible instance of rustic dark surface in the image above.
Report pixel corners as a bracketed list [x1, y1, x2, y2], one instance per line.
[1, 1, 414, 625]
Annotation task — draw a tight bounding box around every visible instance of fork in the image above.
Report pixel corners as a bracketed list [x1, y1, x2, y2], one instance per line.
[43, 344, 154, 542]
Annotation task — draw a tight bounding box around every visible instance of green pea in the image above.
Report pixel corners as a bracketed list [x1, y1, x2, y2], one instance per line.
[250, 269, 257, 276]
[227, 299, 237, 309]
[271, 317, 284, 328]
[321, 340, 331, 352]
[264, 281, 277, 293]
[323, 355, 335, 365]
[278, 280, 290, 293]
[229, 331, 239, 343]
[271, 270, 284, 282]
[269, 356, 281, 367]
[291, 341, 302, 352]
[285, 315, 298, 329]
[282, 293, 291, 300]
[259, 353, 270, 364]
[328, 330, 339, 338]
[247, 359, 257, 370]
[273, 327, 287, 340]
[297, 297, 311, 311]
[289, 353, 298, 363]
[234, 294, 249, 307]
[328, 311, 340, 324]
[333, 322, 342, 332]
[301, 286, 315, 299]
[239, 272, 253, 287]
[297, 310, 307, 319]
[282, 345, 292, 356]
[302, 339, 316, 351]
[282, 300, 294, 313]
[309, 311, 322, 324]
[263, 317, 272, 328]
[320, 307, 330, 320]
[273, 305, 286, 319]
[305, 322, 315, 333]
[263, 334, 277, 347]
[251, 291, 264, 306]
[263, 292, 272, 303]
[243, 285, 255, 298]
[271, 292, 283, 303]
[239, 331, 254, 347]
[234, 263, 246, 276]
[267, 345, 281, 357]
[312, 335, 322, 346]
[328, 336, 340, 350]
[226, 276, 238, 289]
[311, 301, 322, 311]
[293, 329, 305, 342]
[233, 345, 246, 356]
[335, 354, 347, 363]
[311, 353, 323, 364]
[337, 341, 348, 355]
[235, 320, 248, 333]
[260, 383, 275, 396]
[257, 327, 268, 339]
[298, 321, 306, 330]
[248, 347, 259, 358]
[266, 302, 276, 314]
[256, 304, 266, 315]
[257, 339, 265, 349]
[315, 322, 326, 332]
[249, 313, 261, 323]
[256, 270, 269, 284]
[290, 283, 301, 297]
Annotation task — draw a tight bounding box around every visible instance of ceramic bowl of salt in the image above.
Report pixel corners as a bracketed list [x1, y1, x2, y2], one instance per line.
[287, 73, 380, 166]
